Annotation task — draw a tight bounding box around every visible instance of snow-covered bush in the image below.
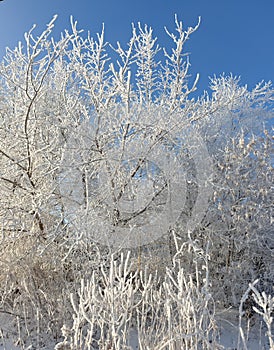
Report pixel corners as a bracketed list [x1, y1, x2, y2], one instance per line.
[57, 242, 218, 350]
[190, 76, 274, 306]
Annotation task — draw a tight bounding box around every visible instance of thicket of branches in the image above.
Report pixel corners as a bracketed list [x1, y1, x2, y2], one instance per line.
[0, 16, 273, 349]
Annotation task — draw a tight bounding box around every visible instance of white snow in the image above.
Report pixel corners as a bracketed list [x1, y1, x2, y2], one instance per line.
[0, 319, 270, 350]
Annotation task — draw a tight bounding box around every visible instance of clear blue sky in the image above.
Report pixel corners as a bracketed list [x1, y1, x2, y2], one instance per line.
[1, 0, 274, 96]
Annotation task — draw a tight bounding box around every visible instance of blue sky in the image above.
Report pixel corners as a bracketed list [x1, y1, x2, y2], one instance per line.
[1, 0, 274, 96]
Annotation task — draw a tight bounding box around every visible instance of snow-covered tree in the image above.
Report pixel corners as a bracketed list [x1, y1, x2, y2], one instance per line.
[0, 16, 272, 347]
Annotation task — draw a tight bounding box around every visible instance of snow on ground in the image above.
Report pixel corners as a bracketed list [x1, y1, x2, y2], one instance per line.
[0, 309, 271, 349]
[0, 340, 22, 350]
[216, 308, 270, 350]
